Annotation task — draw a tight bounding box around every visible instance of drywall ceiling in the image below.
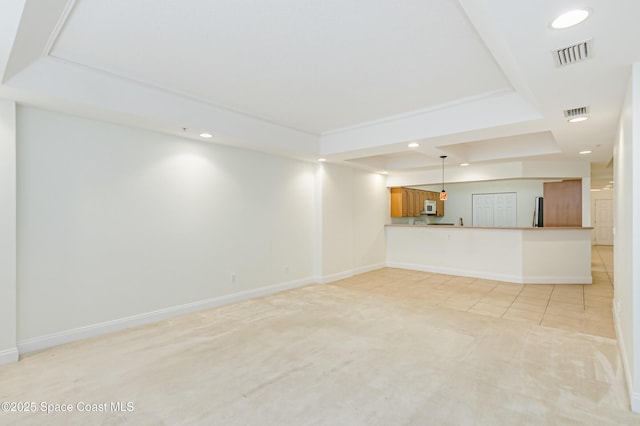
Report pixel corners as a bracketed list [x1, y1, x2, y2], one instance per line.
[1, 0, 639, 188]
[50, 0, 511, 135]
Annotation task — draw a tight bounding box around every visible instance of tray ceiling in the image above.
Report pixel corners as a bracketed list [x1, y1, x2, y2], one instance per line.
[2, 0, 640, 188]
[50, 0, 511, 134]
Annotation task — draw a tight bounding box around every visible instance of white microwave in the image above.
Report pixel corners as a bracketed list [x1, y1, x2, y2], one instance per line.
[424, 200, 437, 215]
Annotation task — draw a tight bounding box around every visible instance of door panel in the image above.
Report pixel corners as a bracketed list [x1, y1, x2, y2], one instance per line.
[494, 193, 517, 227]
[473, 193, 517, 227]
[543, 180, 582, 227]
[595, 199, 613, 245]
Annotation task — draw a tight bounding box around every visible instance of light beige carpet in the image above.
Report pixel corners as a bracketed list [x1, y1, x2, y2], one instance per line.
[1, 277, 638, 425]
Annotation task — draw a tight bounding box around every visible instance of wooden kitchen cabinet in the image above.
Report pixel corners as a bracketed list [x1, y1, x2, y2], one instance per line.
[390, 187, 445, 217]
[392, 187, 416, 217]
[405, 188, 416, 216]
[414, 189, 424, 216]
[436, 198, 444, 217]
[404, 188, 420, 217]
[391, 187, 409, 217]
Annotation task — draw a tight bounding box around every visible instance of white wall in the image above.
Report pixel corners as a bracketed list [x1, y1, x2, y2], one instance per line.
[321, 163, 388, 281]
[613, 63, 640, 412]
[387, 226, 524, 281]
[16, 107, 317, 344]
[413, 180, 544, 227]
[352, 170, 389, 269]
[0, 99, 17, 365]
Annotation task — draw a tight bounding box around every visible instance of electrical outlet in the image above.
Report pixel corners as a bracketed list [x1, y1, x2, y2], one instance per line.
[231, 274, 236, 284]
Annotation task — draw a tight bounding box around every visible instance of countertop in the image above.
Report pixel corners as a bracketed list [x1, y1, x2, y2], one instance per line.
[385, 224, 593, 230]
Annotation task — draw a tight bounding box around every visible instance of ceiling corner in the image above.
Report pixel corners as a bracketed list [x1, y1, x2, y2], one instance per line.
[2, 0, 72, 83]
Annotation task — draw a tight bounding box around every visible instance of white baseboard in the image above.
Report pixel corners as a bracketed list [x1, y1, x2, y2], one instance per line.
[321, 263, 386, 284]
[0, 347, 19, 366]
[386, 262, 592, 285]
[18, 276, 316, 355]
[17, 264, 387, 355]
[522, 275, 593, 284]
[386, 261, 522, 283]
[613, 300, 640, 413]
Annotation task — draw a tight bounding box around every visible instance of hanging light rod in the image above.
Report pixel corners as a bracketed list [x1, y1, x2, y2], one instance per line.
[440, 155, 448, 201]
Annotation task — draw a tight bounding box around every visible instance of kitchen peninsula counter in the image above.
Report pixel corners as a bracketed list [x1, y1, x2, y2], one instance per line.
[386, 224, 591, 229]
[385, 225, 593, 284]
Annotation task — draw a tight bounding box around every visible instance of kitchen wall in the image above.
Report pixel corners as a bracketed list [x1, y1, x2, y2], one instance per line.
[411, 179, 545, 227]
[613, 63, 640, 412]
[15, 106, 318, 349]
[388, 160, 591, 227]
[0, 99, 17, 364]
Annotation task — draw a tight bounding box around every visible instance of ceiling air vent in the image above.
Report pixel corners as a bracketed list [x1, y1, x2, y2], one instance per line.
[564, 106, 589, 118]
[553, 40, 592, 67]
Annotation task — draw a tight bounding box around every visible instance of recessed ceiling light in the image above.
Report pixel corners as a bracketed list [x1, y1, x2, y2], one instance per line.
[199, 132, 213, 138]
[609, 181, 614, 184]
[579, 150, 592, 155]
[603, 187, 611, 190]
[551, 9, 590, 29]
[408, 142, 420, 148]
[318, 158, 327, 162]
[460, 163, 470, 167]
[590, 189, 600, 192]
[379, 170, 389, 175]
[569, 116, 589, 123]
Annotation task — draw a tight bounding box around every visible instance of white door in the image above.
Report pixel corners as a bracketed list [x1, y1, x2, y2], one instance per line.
[595, 199, 613, 245]
[494, 193, 517, 227]
[473, 194, 494, 227]
[473, 193, 517, 227]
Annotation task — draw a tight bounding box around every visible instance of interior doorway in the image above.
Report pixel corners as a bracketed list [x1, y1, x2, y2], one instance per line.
[594, 198, 614, 245]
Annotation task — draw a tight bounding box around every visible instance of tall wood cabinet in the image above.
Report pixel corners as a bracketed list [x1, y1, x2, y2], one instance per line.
[543, 180, 582, 226]
[390, 187, 444, 217]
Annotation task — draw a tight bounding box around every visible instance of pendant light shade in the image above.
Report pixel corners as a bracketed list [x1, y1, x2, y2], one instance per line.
[440, 155, 448, 201]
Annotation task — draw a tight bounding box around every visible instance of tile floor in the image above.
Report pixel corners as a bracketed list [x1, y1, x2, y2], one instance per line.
[331, 245, 615, 339]
[2, 246, 636, 425]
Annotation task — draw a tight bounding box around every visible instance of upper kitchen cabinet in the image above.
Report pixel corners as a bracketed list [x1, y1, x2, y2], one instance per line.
[391, 187, 417, 217]
[390, 187, 444, 217]
[436, 198, 445, 218]
[543, 180, 582, 227]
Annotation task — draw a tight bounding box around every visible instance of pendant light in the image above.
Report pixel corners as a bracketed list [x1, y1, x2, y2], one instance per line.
[440, 155, 448, 201]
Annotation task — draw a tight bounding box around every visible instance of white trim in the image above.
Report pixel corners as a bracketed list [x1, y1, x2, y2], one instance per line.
[18, 276, 316, 355]
[613, 300, 640, 413]
[521, 275, 593, 284]
[47, 56, 318, 138]
[43, 0, 78, 55]
[320, 89, 511, 136]
[321, 270, 353, 284]
[386, 262, 592, 285]
[321, 263, 385, 284]
[386, 261, 522, 283]
[0, 347, 18, 365]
